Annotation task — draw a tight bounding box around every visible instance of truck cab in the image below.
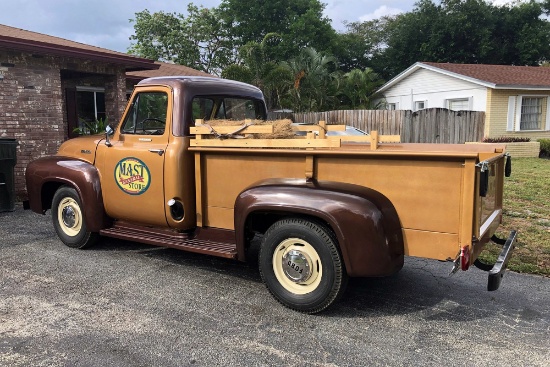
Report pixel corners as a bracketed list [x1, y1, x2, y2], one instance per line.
[96, 77, 266, 230]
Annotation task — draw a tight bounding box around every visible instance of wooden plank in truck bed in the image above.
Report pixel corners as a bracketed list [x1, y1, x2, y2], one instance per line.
[191, 138, 342, 148]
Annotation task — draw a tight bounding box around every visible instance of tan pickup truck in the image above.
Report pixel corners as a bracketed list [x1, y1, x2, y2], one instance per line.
[25, 76, 517, 313]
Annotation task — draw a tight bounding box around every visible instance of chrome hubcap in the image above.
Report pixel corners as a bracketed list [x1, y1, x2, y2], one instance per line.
[62, 206, 76, 228]
[273, 238, 322, 295]
[57, 197, 82, 237]
[282, 249, 312, 283]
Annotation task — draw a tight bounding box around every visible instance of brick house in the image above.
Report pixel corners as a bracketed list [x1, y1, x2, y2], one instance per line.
[379, 62, 550, 141]
[0, 24, 212, 198]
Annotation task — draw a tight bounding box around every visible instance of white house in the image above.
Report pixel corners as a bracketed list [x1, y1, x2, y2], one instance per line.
[377, 62, 550, 140]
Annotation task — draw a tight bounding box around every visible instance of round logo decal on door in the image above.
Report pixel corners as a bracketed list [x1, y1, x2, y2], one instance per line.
[114, 157, 151, 195]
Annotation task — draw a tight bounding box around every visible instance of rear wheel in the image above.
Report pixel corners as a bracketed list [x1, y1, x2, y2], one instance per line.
[259, 218, 347, 314]
[52, 186, 98, 249]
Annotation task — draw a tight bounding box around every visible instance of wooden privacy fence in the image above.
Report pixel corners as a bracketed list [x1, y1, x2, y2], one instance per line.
[404, 108, 486, 144]
[268, 108, 485, 144]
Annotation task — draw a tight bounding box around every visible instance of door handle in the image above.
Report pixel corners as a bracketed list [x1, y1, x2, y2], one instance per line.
[148, 149, 164, 156]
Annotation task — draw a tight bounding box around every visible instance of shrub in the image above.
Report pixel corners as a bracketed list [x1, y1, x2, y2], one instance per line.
[73, 117, 108, 135]
[539, 138, 550, 158]
[482, 136, 531, 143]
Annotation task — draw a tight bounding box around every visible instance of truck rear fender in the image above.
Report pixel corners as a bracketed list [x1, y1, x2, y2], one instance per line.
[235, 179, 404, 277]
[25, 156, 110, 232]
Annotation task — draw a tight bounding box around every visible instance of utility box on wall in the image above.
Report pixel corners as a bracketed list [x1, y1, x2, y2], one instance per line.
[0, 138, 17, 212]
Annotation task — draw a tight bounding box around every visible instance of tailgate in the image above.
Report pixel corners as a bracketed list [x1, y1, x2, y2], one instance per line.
[470, 153, 517, 291]
[477, 154, 506, 244]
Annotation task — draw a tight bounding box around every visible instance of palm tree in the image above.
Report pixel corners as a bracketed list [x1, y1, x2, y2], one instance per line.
[337, 68, 385, 109]
[222, 33, 293, 110]
[280, 47, 339, 112]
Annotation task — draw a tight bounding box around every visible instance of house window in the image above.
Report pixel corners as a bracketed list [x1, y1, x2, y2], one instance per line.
[520, 97, 543, 130]
[414, 101, 425, 111]
[448, 98, 469, 111]
[387, 103, 397, 110]
[76, 89, 105, 123]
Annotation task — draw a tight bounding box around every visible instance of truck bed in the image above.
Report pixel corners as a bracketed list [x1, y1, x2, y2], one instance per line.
[189, 125, 506, 263]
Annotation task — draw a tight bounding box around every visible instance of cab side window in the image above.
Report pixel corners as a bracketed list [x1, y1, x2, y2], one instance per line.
[121, 92, 168, 135]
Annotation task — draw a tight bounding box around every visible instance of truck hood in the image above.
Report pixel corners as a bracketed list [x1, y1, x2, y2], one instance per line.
[56, 135, 103, 164]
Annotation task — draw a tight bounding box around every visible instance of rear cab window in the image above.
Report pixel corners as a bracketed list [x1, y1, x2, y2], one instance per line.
[192, 97, 265, 123]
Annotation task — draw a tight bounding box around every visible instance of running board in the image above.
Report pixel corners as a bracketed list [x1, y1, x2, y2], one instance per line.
[100, 222, 238, 259]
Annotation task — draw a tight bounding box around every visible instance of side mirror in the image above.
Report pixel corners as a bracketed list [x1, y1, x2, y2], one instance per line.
[105, 125, 114, 147]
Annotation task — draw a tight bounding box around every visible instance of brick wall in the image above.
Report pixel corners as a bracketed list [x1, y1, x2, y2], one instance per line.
[0, 48, 128, 198]
[468, 141, 541, 157]
[504, 142, 541, 158]
[105, 70, 128, 128]
[0, 50, 64, 198]
[486, 89, 550, 140]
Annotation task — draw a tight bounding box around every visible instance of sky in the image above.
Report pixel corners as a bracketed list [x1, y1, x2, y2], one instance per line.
[0, 0, 418, 53]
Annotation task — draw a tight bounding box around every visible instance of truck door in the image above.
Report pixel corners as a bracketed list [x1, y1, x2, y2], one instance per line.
[98, 87, 172, 226]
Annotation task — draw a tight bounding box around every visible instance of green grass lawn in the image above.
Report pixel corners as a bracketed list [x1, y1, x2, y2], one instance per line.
[477, 157, 550, 276]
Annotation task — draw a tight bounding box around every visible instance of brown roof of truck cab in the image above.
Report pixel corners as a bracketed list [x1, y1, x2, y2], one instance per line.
[0, 24, 158, 71]
[138, 76, 263, 98]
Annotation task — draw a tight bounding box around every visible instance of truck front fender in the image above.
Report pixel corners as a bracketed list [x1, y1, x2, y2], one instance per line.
[235, 179, 404, 277]
[25, 156, 110, 232]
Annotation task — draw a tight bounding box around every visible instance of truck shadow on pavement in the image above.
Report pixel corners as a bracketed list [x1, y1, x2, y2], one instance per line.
[91, 236, 527, 322]
[5, 207, 542, 325]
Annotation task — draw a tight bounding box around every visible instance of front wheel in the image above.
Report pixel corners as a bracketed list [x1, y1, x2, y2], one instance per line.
[259, 218, 348, 314]
[52, 186, 98, 249]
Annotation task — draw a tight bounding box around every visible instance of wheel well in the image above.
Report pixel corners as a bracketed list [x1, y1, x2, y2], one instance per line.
[41, 181, 66, 212]
[244, 211, 337, 249]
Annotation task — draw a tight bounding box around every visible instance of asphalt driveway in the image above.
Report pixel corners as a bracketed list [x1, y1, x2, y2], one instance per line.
[1, 205, 549, 366]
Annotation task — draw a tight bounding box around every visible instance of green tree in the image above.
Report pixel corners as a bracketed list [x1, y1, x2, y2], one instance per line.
[219, 0, 338, 62]
[337, 68, 385, 109]
[494, 0, 550, 65]
[221, 64, 254, 85]
[222, 33, 293, 109]
[238, 34, 282, 88]
[129, 4, 236, 75]
[349, 0, 550, 79]
[335, 18, 392, 73]
[280, 48, 339, 112]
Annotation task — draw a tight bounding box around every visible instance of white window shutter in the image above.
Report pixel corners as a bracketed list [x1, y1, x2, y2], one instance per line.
[514, 96, 522, 132]
[507, 96, 516, 131]
[468, 97, 473, 110]
[546, 97, 550, 131]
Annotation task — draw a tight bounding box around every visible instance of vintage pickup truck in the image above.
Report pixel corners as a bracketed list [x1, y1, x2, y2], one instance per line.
[25, 76, 516, 313]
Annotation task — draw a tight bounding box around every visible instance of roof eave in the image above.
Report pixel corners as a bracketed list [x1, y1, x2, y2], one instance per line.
[493, 84, 550, 91]
[377, 62, 497, 94]
[126, 74, 146, 81]
[0, 36, 159, 71]
[376, 62, 424, 93]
